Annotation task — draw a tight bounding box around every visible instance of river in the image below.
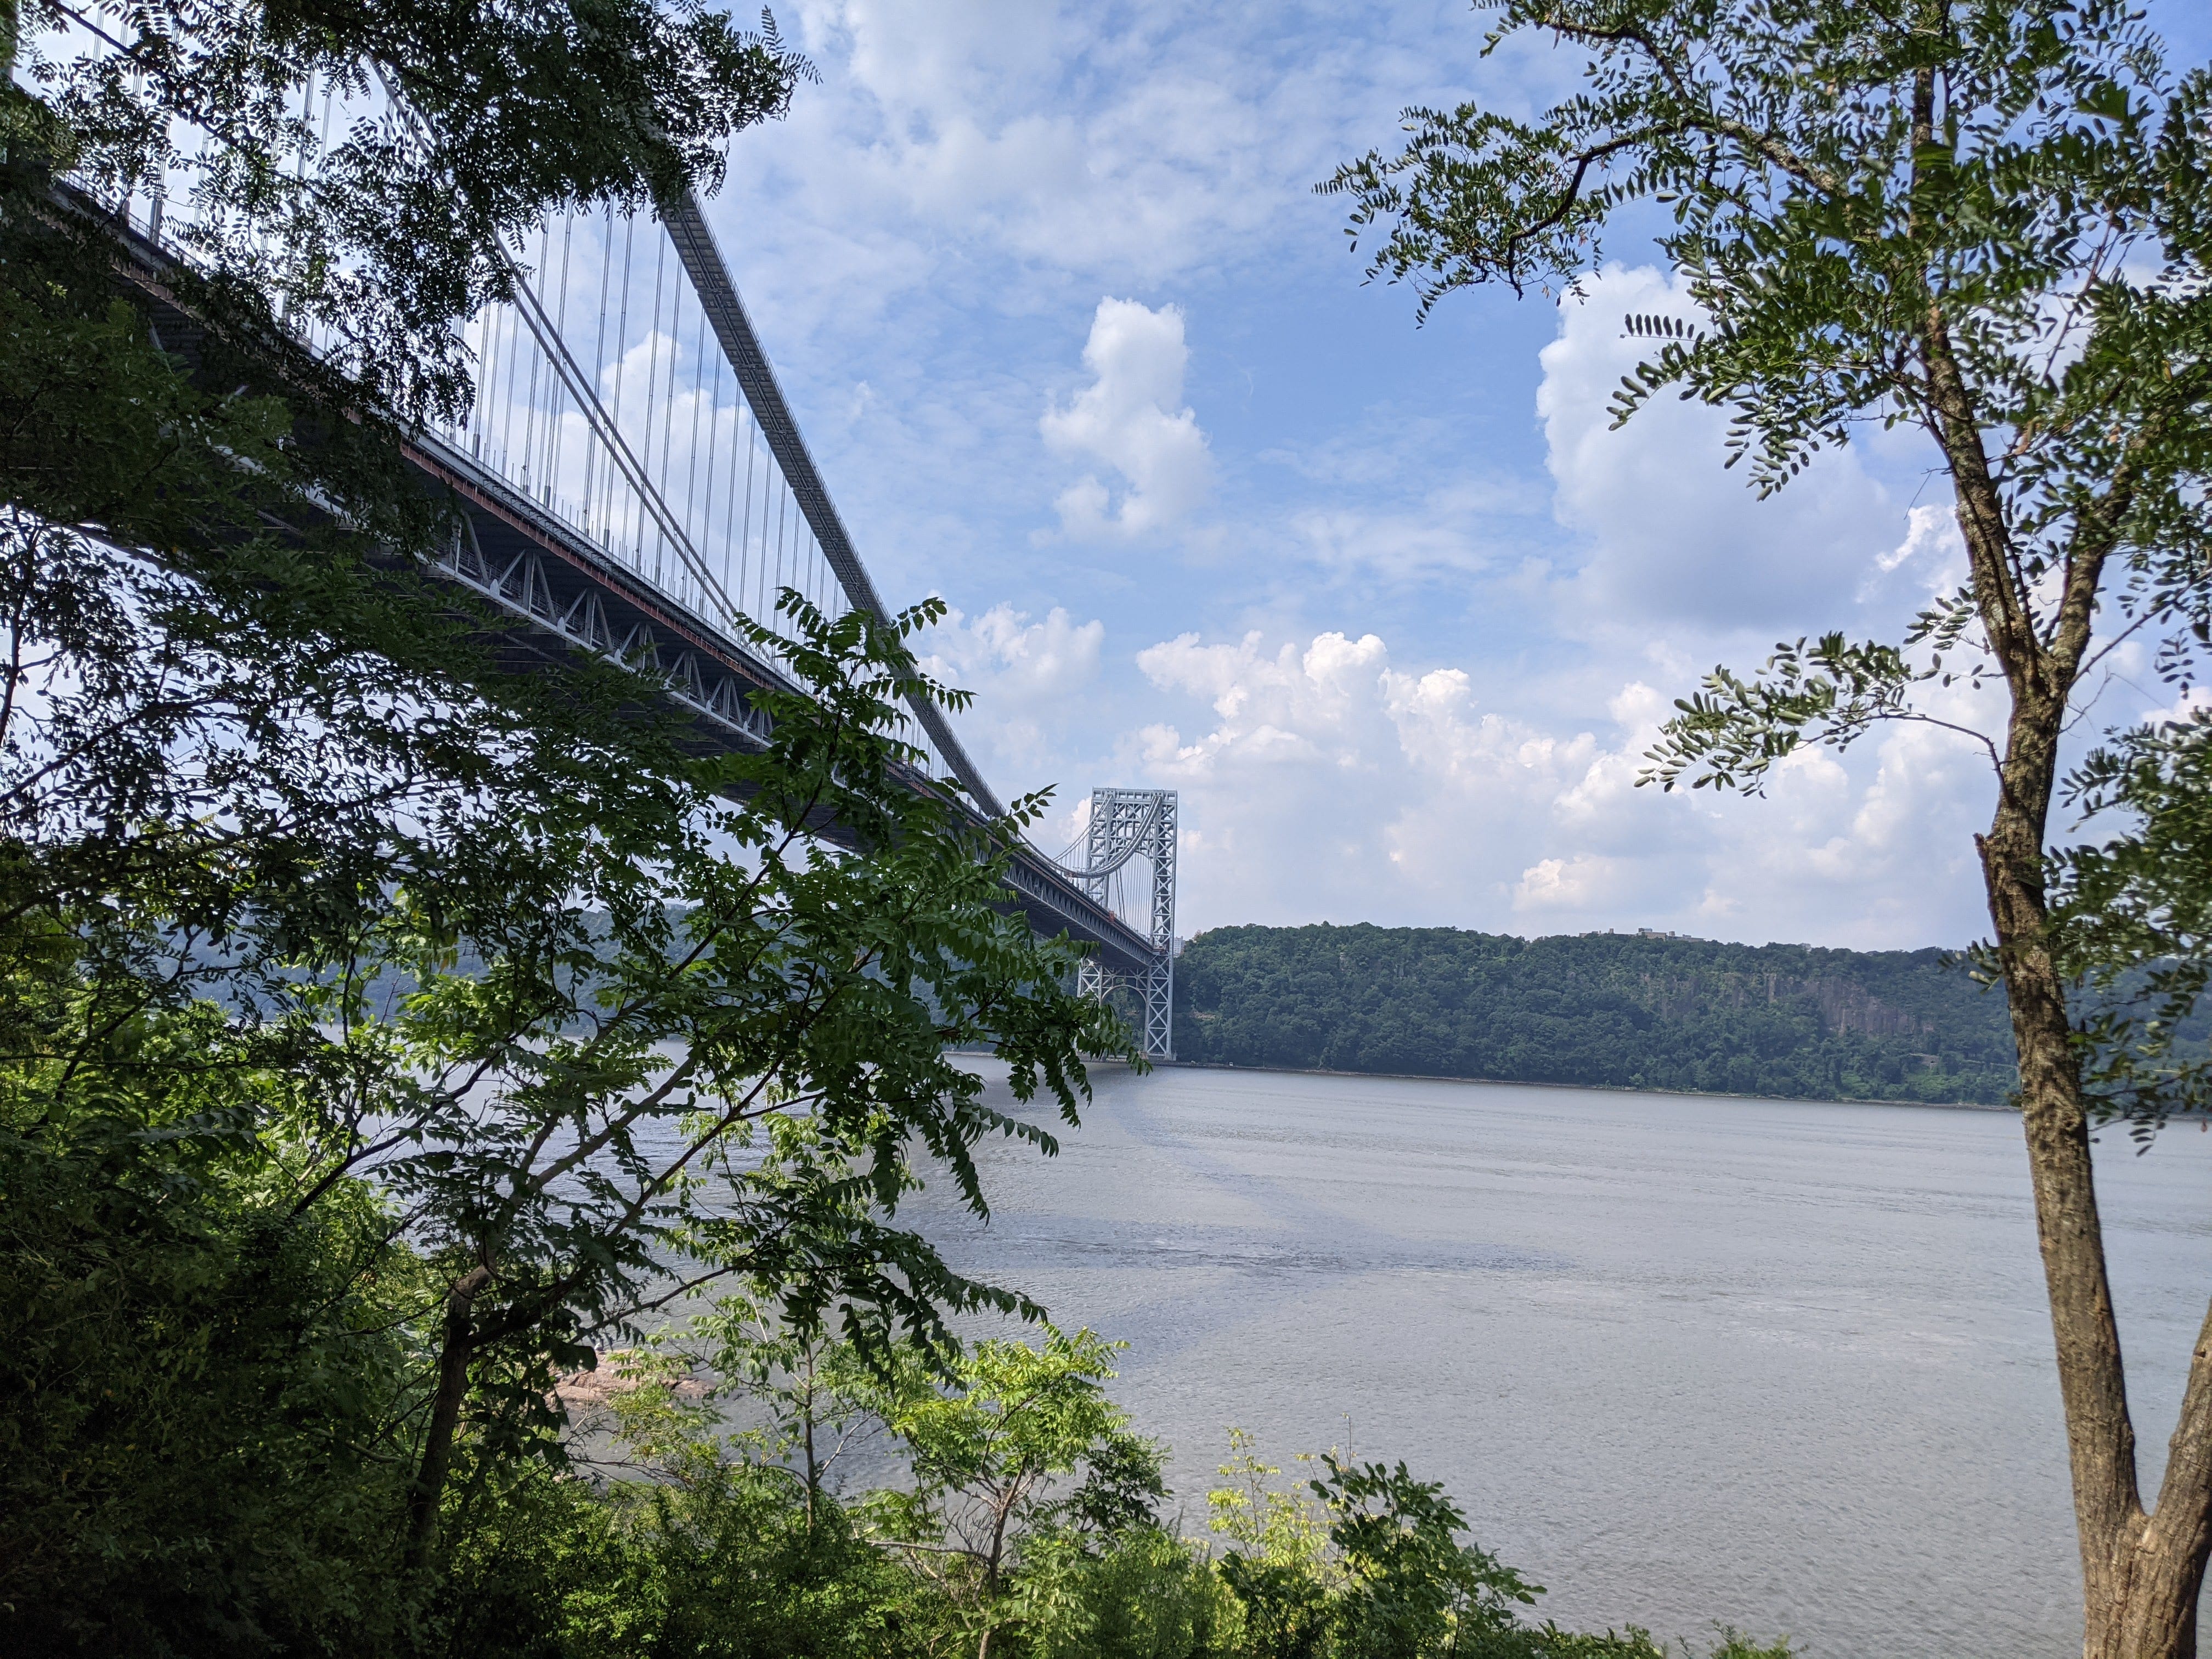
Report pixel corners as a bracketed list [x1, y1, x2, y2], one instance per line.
[898, 1060, 2212, 1658]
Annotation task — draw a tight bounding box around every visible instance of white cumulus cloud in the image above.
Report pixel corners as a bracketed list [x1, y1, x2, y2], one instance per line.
[1537, 265, 1905, 636]
[924, 601, 1105, 700]
[1041, 298, 1212, 539]
[921, 600, 1107, 775]
[1121, 624, 1996, 948]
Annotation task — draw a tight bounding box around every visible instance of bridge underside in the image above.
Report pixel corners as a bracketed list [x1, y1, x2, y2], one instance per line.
[414, 429, 1163, 979]
[83, 178, 1171, 1013]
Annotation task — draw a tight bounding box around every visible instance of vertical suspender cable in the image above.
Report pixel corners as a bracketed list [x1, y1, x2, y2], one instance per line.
[658, 192, 1005, 815]
[757, 470, 773, 626]
[771, 483, 787, 631]
[724, 403, 741, 617]
[583, 205, 614, 539]
[705, 364, 728, 618]
[546, 212, 575, 506]
[699, 358, 724, 609]
[471, 306, 499, 458]
[501, 217, 538, 476]
[640, 229, 665, 478]
[685, 296, 707, 550]
[277, 75, 312, 323]
[657, 257, 682, 592]
[471, 304, 495, 461]
[518, 221, 546, 493]
[605, 212, 636, 561]
[640, 228, 668, 583]
[498, 296, 523, 476]
[740, 421, 758, 624]
[662, 283, 685, 591]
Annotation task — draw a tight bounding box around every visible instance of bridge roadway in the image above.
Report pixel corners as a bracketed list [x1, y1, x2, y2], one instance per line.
[89, 184, 1161, 982]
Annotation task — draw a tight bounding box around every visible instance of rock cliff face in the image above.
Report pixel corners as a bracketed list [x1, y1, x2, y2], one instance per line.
[1173, 923, 2023, 1104]
[1628, 971, 1931, 1039]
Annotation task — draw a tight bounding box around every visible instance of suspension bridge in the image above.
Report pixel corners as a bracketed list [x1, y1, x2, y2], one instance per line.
[72, 128, 1180, 1057]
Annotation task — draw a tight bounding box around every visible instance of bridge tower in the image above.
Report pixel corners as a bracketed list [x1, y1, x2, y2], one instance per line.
[1071, 789, 1177, 1061]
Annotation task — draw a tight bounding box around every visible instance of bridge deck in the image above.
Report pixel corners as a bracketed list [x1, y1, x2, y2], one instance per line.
[78, 177, 1166, 989]
[414, 425, 1163, 977]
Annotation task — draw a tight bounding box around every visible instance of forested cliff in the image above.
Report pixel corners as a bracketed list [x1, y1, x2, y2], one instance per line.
[1171, 925, 2019, 1105]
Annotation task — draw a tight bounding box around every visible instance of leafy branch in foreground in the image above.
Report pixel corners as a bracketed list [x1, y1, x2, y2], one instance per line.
[4, 0, 1142, 1647]
[1639, 633, 1930, 794]
[15, 0, 810, 425]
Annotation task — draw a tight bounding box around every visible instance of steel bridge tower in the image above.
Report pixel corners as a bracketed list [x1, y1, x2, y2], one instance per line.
[1070, 789, 1177, 1060]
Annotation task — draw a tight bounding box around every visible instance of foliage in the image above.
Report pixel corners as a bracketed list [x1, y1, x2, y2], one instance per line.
[688, 1273, 887, 1524]
[2049, 710, 2212, 1133]
[0, 573, 1131, 1647]
[0, 1070, 420, 1656]
[5, 0, 1147, 1646]
[441, 1380, 927, 1659]
[1325, 0, 2212, 552]
[865, 1326, 1170, 1657]
[1007, 1527, 1233, 1659]
[428, 1344, 1791, 1659]
[13, 0, 809, 427]
[1207, 1429, 1334, 1582]
[1318, 1455, 1542, 1659]
[1175, 923, 2035, 1104]
[1322, 0, 2212, 1076]
[1209, 1436, 1538, 1659]
[4, 1135, 1798, 1659]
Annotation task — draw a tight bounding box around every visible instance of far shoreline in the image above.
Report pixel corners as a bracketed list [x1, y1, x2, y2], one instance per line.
[1143, 1056, 2020, 1114]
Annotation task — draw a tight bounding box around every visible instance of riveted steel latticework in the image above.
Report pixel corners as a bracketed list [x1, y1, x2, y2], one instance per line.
[1069, 790, 1177, 1060]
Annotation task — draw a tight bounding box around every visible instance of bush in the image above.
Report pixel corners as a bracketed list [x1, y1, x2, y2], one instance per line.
[0, 1086, 417, 1657]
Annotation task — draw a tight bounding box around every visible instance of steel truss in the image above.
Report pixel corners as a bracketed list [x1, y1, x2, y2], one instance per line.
[1069, 789, 1178, 1060]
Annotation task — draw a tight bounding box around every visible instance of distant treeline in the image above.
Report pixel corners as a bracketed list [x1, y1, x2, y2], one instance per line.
[1171, 924, 2021, 1105]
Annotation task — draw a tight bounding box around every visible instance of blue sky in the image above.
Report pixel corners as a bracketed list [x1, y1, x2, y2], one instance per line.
[697, 0, 2212, 950]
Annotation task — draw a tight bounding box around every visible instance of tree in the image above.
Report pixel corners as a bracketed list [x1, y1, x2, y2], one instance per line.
[1326, 2, 2212, 1653]
[2049, 710, 2212, 1133]
[1317, 1457, 1541, 1659]
[1206, 1434, 1542, 1659]
[0, 1037, 426, 1655]
[438, 1354, 926, 1659]
[868, 1327, 1169, 1659]
[9, 0, 808, 427]
[3, 0, 1139, 1639]
[692, 1269, 890, 1532]
[0, 0, 816, 1153]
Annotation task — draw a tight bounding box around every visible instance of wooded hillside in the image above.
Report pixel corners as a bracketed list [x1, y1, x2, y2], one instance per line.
[1171, 925, 2019, 1105]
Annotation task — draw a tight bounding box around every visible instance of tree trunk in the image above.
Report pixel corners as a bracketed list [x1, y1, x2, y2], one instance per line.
[1911, 187, 2212, 1645]
[405, 1264, 492, 1571]
[1967, 529, 2212, 1659]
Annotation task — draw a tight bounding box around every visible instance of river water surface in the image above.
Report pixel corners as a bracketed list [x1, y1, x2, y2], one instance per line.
[899, 1062, 2212, 1658]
